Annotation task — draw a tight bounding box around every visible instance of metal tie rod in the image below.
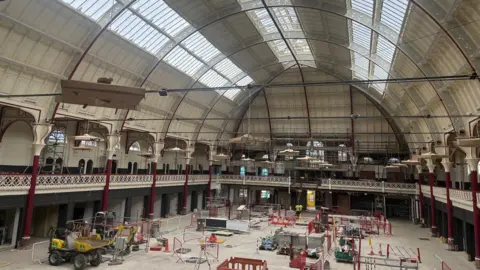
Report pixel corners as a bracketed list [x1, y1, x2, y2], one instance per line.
[0, 74, 476, 98]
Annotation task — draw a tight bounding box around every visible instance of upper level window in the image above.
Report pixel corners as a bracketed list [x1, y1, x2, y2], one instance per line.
[80, 140, 97, 147]
[338, 144, 348, 162]
[306, 141, 324, 160]
[129, 141, 141, 152]
[47, 129, 66, 144]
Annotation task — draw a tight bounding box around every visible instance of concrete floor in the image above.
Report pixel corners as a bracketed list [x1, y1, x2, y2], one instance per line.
[0, 218, 473, 269]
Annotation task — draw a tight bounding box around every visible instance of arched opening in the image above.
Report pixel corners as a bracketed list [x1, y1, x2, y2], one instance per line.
[44, 157, 54, 173]
[86, 160, 93, 174]
[54, 158, 63, 174]
[78, 159, 85, 174]
[133, 162, 138, 174]
[129, 141, 141, 152]
[128, 162, 133, 174]
[0, 120, 33, 172]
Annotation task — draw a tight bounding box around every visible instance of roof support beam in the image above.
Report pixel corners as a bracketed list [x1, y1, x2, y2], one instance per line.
[261, 0, 312, 137]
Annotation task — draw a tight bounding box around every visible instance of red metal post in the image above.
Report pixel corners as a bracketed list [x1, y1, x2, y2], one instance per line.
[22, 155, 40, 239]
[429, 171, 437, 236]
[102, 159, 112, 211]
[445, 170, 454, 250]
[471, 170, 480, 267]
[149, 162, 157, 218]
[182, 163, 189, 214]
[207, 165, 212, 204]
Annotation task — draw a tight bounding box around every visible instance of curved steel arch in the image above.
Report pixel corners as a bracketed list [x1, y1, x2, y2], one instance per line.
[261, 0, 311, 136]
[132, 4, 459, 139]
[214, 63, 410, 151]
[188, 36, 433, 144]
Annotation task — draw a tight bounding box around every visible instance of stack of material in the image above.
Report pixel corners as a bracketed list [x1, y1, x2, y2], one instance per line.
[236, 205, 250, 220]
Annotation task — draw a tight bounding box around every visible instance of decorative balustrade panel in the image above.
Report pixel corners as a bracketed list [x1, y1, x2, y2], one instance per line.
[189, 175, 209, 181]
[157, 175, 185, 182]
[450, 189, 472, 202]
[37, 174, 105, 187]
[110, 174, 152, 183]
[0, 174, 31, 194]
[385, 183, 416, 190]
[432, 186, 447, 198]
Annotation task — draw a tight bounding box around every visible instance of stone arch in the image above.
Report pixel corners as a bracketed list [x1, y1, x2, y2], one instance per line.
[0, 120, 34, 169]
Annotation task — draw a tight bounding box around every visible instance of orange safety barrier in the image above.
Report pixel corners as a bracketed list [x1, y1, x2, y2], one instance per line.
[289, 251, 307, 269]
[217, 257, 268, 270]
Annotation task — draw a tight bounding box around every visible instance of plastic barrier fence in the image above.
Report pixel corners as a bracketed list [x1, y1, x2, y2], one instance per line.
[433, 254, 452, 270]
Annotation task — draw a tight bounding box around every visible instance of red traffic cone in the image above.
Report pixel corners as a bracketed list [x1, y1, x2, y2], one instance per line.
[369, 245, 375, 255]
[378, 244, 383, 256]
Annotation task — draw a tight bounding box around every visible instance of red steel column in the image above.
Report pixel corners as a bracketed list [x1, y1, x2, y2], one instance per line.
[149, 162, 157, 218]
[208, 164, 212, 203]
[102, 159, 112, 211]
[182, 160, 190, 214]
[427, 162, 437, 237]
[442, 161, 454, 250]
[22, 155, 40, 239]
[23, 124, 51, 240]
[467, 158, 480, 268]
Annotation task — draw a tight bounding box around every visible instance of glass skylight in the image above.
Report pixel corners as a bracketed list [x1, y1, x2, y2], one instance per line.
[289, 39, 313, 55]
[223, 88, 242, 100]
[376, 36, 395, 63]
[353, 52, 369, 79]
[236, 76, 254, 86]
[373, 65, 389, 93]
[268, 40, 292, 58]
[272, 7, 301, 32]
[132, 0, 190, 37]
[200, 70, 241, 100]
[247, 9, 278, 35]
[60, 0, 115, 21]
[214, 59, 244, 81]
[182, 32, 222, 63]
[351, 21, 372, 49]
[199, 70, 229, 88]
[164, 47, 205, 77]
[110, 10, 169, 55]
[351, 0, 374, 16]
[380, 0, 409, 34]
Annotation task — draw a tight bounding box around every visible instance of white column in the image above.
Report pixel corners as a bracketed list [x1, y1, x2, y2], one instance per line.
[10, 207, 20, 247]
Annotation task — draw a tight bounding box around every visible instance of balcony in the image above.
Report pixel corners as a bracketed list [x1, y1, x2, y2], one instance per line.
[421, 185, 473, 211]
[0, 173, 477, 212]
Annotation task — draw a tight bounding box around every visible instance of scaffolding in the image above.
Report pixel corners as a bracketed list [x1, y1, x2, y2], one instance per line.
[40, 125, 68, 174]
[206, 197, 228, 218]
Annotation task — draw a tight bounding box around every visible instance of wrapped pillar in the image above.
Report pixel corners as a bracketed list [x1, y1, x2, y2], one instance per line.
[181, 144, 195, 215]
[416, 165, 425, 227]
[426, 160, 437, 237]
